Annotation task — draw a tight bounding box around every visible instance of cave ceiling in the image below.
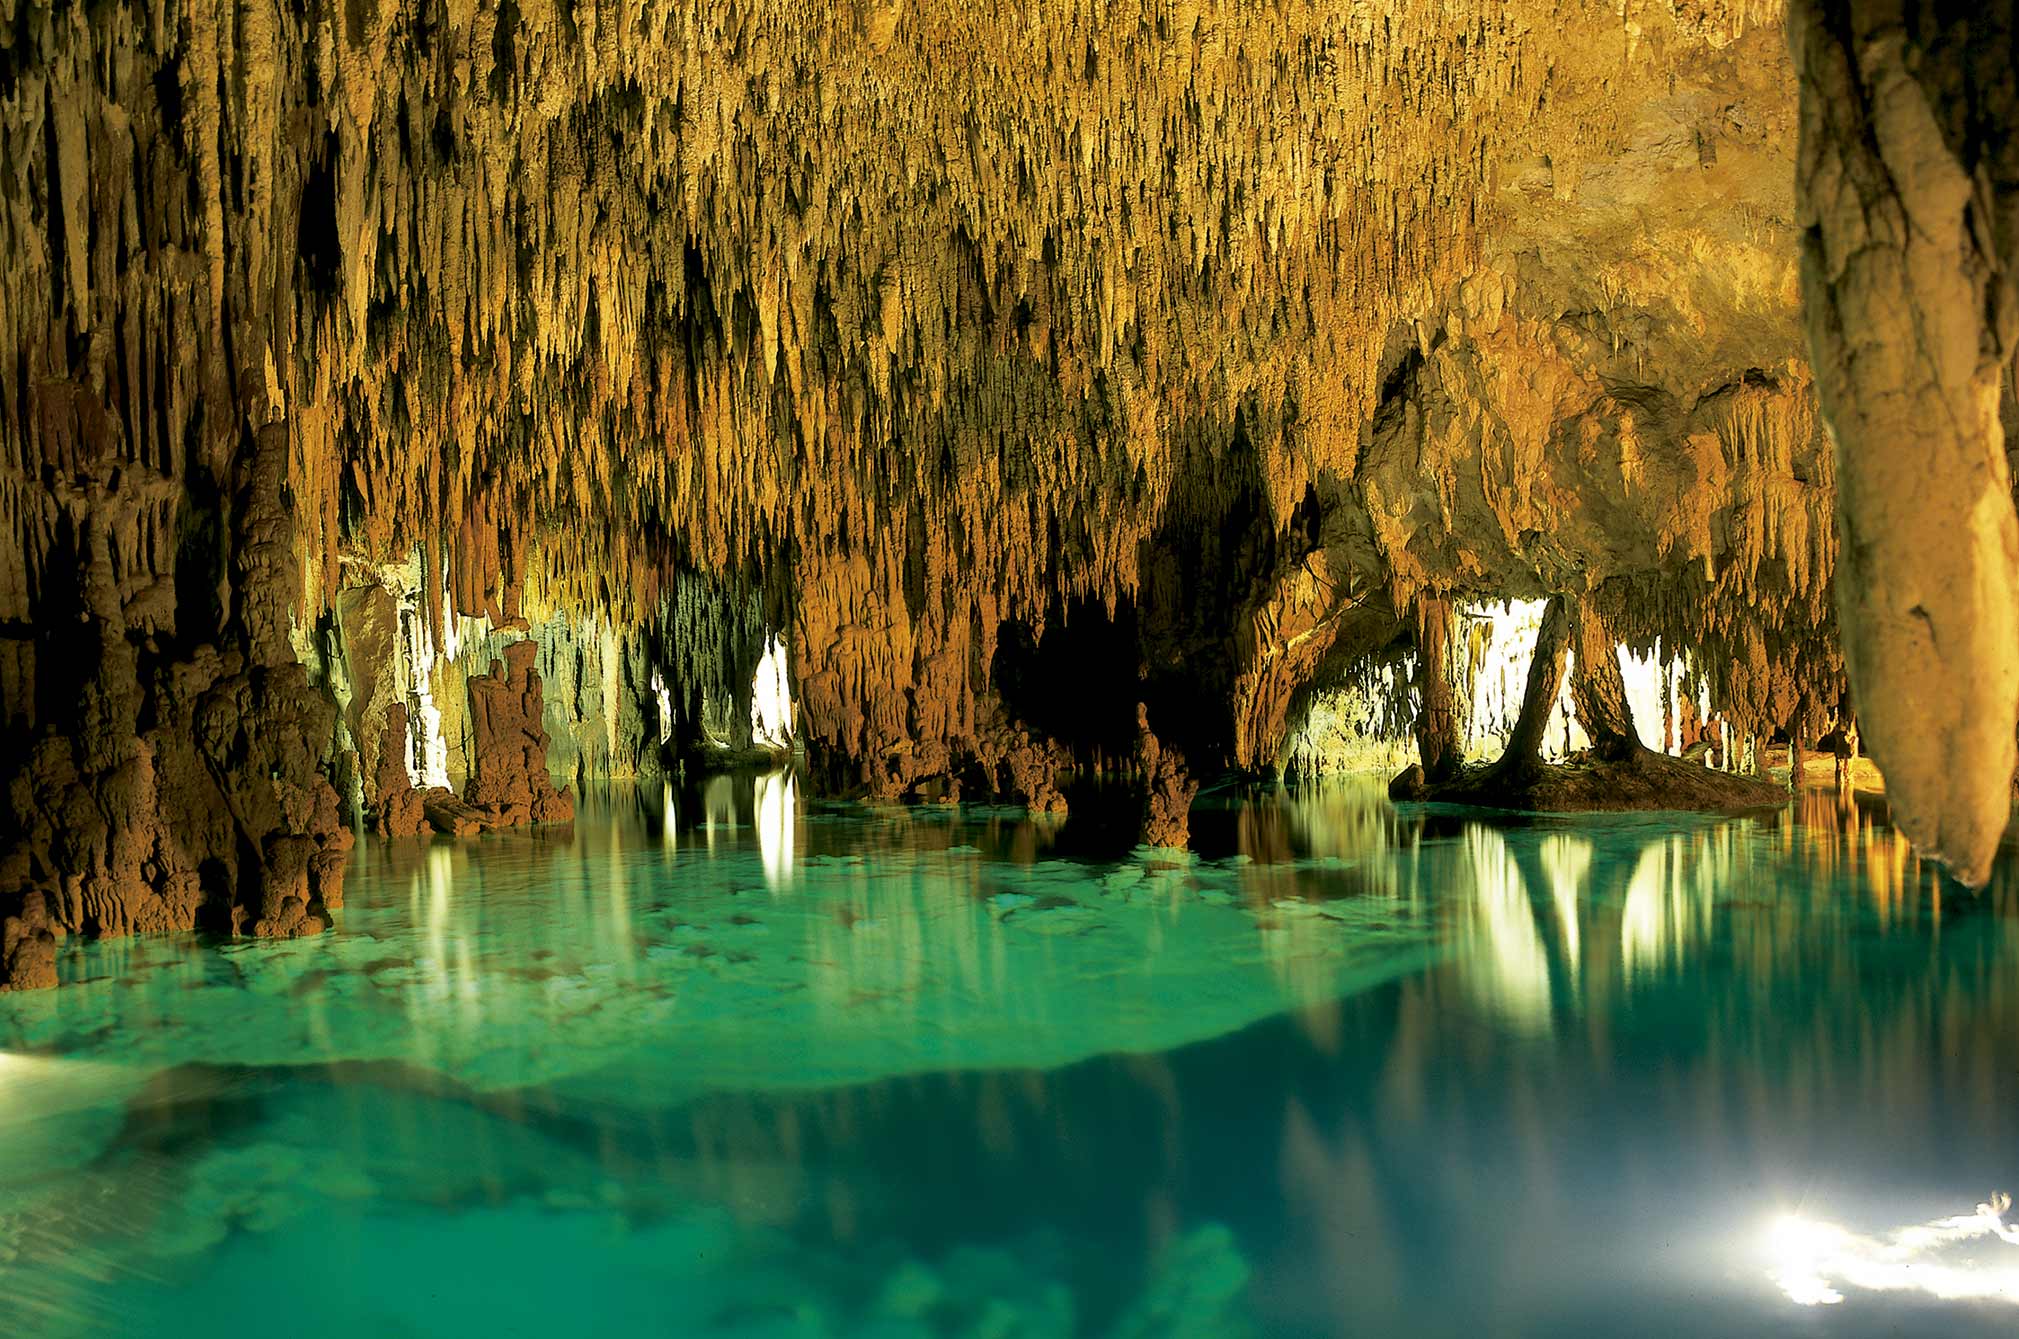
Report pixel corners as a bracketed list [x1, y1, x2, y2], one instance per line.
[0, 0, 1822, 765]
[13, 0, 2019, 986]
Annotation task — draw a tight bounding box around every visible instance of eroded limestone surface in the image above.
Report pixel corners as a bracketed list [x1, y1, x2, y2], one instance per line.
[1790, 1, 2019, 886]
[8, 0, 2017, 976]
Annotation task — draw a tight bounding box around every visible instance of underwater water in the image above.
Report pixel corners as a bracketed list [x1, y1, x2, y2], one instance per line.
[4, 776, 2019, 1337]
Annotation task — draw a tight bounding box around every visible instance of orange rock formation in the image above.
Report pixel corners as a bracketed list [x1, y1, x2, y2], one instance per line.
[2, 0, 2016, 982]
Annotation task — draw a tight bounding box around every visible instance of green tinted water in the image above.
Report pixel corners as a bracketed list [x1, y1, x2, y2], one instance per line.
[2, 777, 2016, 1336]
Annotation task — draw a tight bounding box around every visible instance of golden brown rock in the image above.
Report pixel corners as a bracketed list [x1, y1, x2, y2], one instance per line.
[1790, 0, 2019, 886]
[1, 0, 1820, 792]
[464, 641, 575, 828]
[370, 704, 431, 839]
[17, 0, 1991, 976]
[420, 788, 487, 838]
[1137, 704, 1197, 848]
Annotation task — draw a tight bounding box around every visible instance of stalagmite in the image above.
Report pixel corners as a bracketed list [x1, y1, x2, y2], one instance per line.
[1413, 596, 1463, 782]
[464, 643, 576, 829]
[370, 705, 429, 839]
[1137, 704, 1196, 849]
[1570, 601, 1641, 763]
[1790, 0, 2019, 886]
[1499, 597, 1576, 778]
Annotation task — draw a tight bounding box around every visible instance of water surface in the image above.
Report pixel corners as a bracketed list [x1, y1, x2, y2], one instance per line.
[4, 777, 2017, 1336]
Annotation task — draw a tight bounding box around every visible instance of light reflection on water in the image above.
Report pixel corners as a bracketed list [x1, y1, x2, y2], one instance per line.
[1768, 1195, 2019, 1307]
[1, 775, 2017, 1336]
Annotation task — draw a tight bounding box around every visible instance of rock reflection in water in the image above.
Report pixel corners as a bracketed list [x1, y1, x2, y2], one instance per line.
[4, 780, 2018, 1336]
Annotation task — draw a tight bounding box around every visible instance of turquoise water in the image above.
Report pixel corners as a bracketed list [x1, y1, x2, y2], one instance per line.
[4, 776, 2019, 1336]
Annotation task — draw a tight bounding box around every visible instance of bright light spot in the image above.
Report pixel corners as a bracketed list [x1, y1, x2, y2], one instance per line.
[756, 769, 796, 889]
[1768, 1215, 1849, 1306]
[650, 668, 674, 747]
[661, 780, 679, 850]
[1766, 1194, 2019, 1308]
[751, 636, 793, 750]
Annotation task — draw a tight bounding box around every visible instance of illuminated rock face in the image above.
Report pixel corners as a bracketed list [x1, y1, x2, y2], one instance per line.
[1789, 1, 2019, 887]
[4, 0, 2006, 980]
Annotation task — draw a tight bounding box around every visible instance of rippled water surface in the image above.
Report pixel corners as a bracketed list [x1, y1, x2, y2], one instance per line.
[4, 777, 2019, 1337]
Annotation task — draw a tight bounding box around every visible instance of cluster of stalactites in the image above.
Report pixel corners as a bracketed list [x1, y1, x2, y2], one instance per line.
[0, 0, 1753, 655]
[1590, 374, 1843, 745]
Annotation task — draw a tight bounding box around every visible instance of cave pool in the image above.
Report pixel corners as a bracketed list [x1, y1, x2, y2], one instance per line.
[3, 777, 2018, 1337]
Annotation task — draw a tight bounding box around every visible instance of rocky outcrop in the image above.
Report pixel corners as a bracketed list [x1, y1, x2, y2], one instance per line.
[976, 714, 1073, 816]
[419, 787, 489, 837]
[463, 642, 576, 828]
[369, 704, 430, 839]
[0, 433, 353, 988]
[1790, 1, 2019, 886]
[1137, 705, 1198, 849]
[0, 892, 57, 992]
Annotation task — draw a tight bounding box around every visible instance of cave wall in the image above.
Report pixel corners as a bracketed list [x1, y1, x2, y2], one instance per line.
[1355, 12, 1844, 750]
[2, 0, 1907, 982]
[308, 559, 775, 829]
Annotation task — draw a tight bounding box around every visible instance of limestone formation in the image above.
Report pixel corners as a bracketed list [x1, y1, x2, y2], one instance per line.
[1790, 0, 2019, 886]
[13, 0, 2019, 977]
[1411, 597, 1462, 783]
[0, 417, 352, 988]
[464, 642, 576, 828]
[1138, 704, 1197, 849]
[1392, 594, 1790, 812]
[370, 704, 430, 839]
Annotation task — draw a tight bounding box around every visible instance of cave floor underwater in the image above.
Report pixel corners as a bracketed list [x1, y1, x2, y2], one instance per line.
[2, 776, 2018, 1337]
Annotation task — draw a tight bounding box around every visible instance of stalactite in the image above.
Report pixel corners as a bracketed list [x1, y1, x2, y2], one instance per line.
[0, 0, 1862, 981]
[2, 0, 1801, 792]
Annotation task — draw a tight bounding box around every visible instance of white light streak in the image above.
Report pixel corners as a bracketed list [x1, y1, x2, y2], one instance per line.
[1768, 1194, 2019, 1308]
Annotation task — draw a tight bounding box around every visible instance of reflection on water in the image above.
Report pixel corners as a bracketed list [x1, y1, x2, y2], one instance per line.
[756, 768, 795, 888]
[1619, 830, 1726, 983]
[3, 775, 2019, 1336]
[1458, 826, 1557, 1031]
[1770, 1195, 2019, 1307]
[1541, 834, 1589, 999]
